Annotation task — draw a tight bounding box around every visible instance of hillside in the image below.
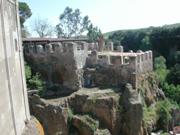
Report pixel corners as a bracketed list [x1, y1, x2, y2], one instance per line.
[104, 23, 180, 38]
[104, 23, 180, 68]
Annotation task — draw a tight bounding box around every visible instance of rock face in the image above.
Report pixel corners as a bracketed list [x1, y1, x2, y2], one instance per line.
[72, 115, 99, 135]
[69, 88, 121, 135]
[138, 73, 165, 106]
[29, 95, 69, 135]
[29, 74, 164, 135]
[122, 84, 143, 135]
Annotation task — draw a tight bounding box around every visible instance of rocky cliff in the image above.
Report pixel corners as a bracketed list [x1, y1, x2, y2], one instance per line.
[29, 73, 168, 135]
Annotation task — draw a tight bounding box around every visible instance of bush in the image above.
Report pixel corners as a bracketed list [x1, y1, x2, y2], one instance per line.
[161, 83, 180, 105]
[156, 100, 175, 131]
[154, 56, 169, 84]
[167, 64, 180, 85]
[25, 63, 45, 95]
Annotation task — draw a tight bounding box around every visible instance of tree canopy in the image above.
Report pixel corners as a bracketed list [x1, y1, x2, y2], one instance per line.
[56, 7, 101, 41]
[19, 2, 32, 27]
[107, 24, 180, 67]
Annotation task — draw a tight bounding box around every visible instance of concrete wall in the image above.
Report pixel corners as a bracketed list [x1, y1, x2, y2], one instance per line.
[0, 0, 30, 135]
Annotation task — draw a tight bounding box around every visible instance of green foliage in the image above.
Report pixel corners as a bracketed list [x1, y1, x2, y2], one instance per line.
[154, 56, 169, 84]
[156, 100, 175, 131]
[25, 63, 45, 94]
[19, 2, 32, 27]
[153, 56, 180, 105]
[107, 24, 180, 67]
[56, 7, 101, 41]
[143, 105, 157, 128]
[161, 83, 180, 105]
[143, 100, 178, 131]
[56, 7, 90, 38]
[167, 64, 180, 85]
[87, 24, 101, 42]
[140, 36, 151, 51]
[67, 108, 74, 123]
[25, 63, 31, 80]
[81, 115, 99, 132]
[154, 56, 167, 70]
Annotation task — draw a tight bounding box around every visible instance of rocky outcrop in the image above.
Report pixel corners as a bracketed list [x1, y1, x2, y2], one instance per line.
[29, 95, 69, 135]
[72, 115, 99, 135]
[29, 74, 166, 135]
[121, 84, 144, 135]
[68, 88, 121, 135]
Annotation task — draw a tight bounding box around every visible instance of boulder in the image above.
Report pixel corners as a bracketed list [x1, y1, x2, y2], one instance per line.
[29, 95, 69, 135]
[69, 88, 121, 135]
[72, 115, 99, 135]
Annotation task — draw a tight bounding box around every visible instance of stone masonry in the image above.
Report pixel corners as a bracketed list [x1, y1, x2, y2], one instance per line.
[24, 40, 88, 93]
[23, 39, 153, 93]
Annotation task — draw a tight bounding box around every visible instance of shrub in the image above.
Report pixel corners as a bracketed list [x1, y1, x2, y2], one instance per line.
[156, 100, 175, 131]
[161, 83, 180, 105]
[167, 64, 180, 85]
[25, 62, 45, 95]
[154, 56, 169, 85]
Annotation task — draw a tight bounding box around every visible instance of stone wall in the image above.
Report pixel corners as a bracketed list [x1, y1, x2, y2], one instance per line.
[24, 39, 153, 91]
[24, 41, 88, 92]
[85, 49, 153, 89]
[0, 0, 30, 134]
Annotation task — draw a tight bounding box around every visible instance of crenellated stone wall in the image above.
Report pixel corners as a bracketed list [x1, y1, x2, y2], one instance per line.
[23, 39, 153, 92]
[24, 41, 88, 93]
[85, 44, 153, 89]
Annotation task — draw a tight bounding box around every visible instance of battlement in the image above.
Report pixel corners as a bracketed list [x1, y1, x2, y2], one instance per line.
[23, 39, 153, 91]
[85, 43, 153, 89]
[24, 41, 88, 55]
[86, 50, 153, 74]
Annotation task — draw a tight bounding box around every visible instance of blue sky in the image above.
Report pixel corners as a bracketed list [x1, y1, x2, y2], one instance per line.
[21, 0, 180, 35]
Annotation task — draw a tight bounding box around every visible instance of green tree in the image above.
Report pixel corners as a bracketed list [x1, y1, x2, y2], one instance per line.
[56, 6, 101, 40]
[19, 2, 32, 37]
[154, 56, 167, 70]
[19, 2, 32, 28]
[140, 36, 151, 51]
[174, 51, 180, 64]
[167, 64, 180, 85]
[56, 7, 90, 38]
[156, 100, 175, 131]
[25, 63, 45, 94]
[162, 83, 180, 104]
[154, 56, 169, 84]
[87, 24, 101, 42]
